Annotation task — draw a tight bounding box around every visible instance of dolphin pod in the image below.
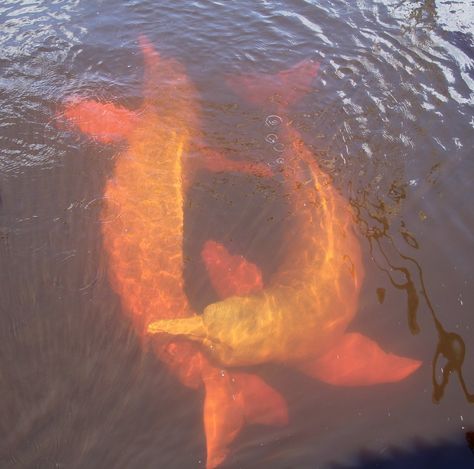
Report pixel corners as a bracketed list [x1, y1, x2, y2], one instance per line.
[63, 38, 421, 468]
[62, 37, 288, 469]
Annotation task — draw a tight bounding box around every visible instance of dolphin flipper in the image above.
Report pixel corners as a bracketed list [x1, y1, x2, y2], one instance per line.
[148, 239, 267, 337]
[202, 240, 263, 298]
[61, 99, 139, 143]
[227, 58, 320, 107]
[196, 147, 273, 178]
[299, 332, 422, 386]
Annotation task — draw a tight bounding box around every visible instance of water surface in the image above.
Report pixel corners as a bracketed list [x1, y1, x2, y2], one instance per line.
[1, 0, 473, 467]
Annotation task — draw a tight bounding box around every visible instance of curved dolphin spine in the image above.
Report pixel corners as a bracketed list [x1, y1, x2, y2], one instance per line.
[148, 59, 421, 387]
[62, 37, 287, 469]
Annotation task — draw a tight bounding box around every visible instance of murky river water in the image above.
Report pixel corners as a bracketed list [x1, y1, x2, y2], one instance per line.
[1, 1, 473, 468]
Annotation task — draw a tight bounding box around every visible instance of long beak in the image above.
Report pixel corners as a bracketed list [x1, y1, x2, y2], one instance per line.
[147, 316, 207, 342]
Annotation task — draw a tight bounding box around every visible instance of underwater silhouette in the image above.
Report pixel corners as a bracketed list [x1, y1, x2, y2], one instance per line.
[149, 59, 421, 387]
[62, 37, 287, 469]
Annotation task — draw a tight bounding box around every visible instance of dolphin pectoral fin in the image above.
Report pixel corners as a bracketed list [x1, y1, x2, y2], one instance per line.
[147, 316, 207, 342]
[61, 99, 139, 143]
[196, 146, 273, 178]
[300, 332, 422, 386]
[202, 240, 264, 298]
[203, 369, 288, 469]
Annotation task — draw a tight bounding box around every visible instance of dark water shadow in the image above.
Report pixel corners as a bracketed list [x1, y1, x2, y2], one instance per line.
[331, 431, 474, 469]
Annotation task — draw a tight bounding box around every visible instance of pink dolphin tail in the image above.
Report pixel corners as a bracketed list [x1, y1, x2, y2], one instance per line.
[227, 58, 320, 107]
[300, 332, 422, 386]
[203, 367, 288, 469]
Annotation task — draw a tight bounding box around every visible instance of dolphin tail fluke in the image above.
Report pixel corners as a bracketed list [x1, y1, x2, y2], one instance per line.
[227, 58, 320, 108]
[200, 241, 288, 468]
[300, 332, 422, 386]
[202, 240, 264, 298]
[203, 370, 244, 469]
[203, 369, 288, 469]
[61, 99, 138, 143]
[232, 372, 288, 426]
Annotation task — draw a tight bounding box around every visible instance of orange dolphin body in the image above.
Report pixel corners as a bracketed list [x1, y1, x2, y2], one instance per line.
[62, 38, 287, 468]
[149, 60, 422, 387]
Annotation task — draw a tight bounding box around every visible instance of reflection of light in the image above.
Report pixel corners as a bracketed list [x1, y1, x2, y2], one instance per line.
[277, 9, 332, 45]
[382, 0, 474, 100]
[0, 0, 87, 173]
[0, 0, 85, 58]
[436, 1, 474, 34]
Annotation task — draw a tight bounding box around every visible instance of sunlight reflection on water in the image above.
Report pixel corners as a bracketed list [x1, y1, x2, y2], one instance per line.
[0, 0, 473, 468]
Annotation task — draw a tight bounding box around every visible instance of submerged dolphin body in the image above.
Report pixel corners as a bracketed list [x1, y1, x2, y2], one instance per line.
[62, 38, 287, 469]
[149, 60, 422, 388]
